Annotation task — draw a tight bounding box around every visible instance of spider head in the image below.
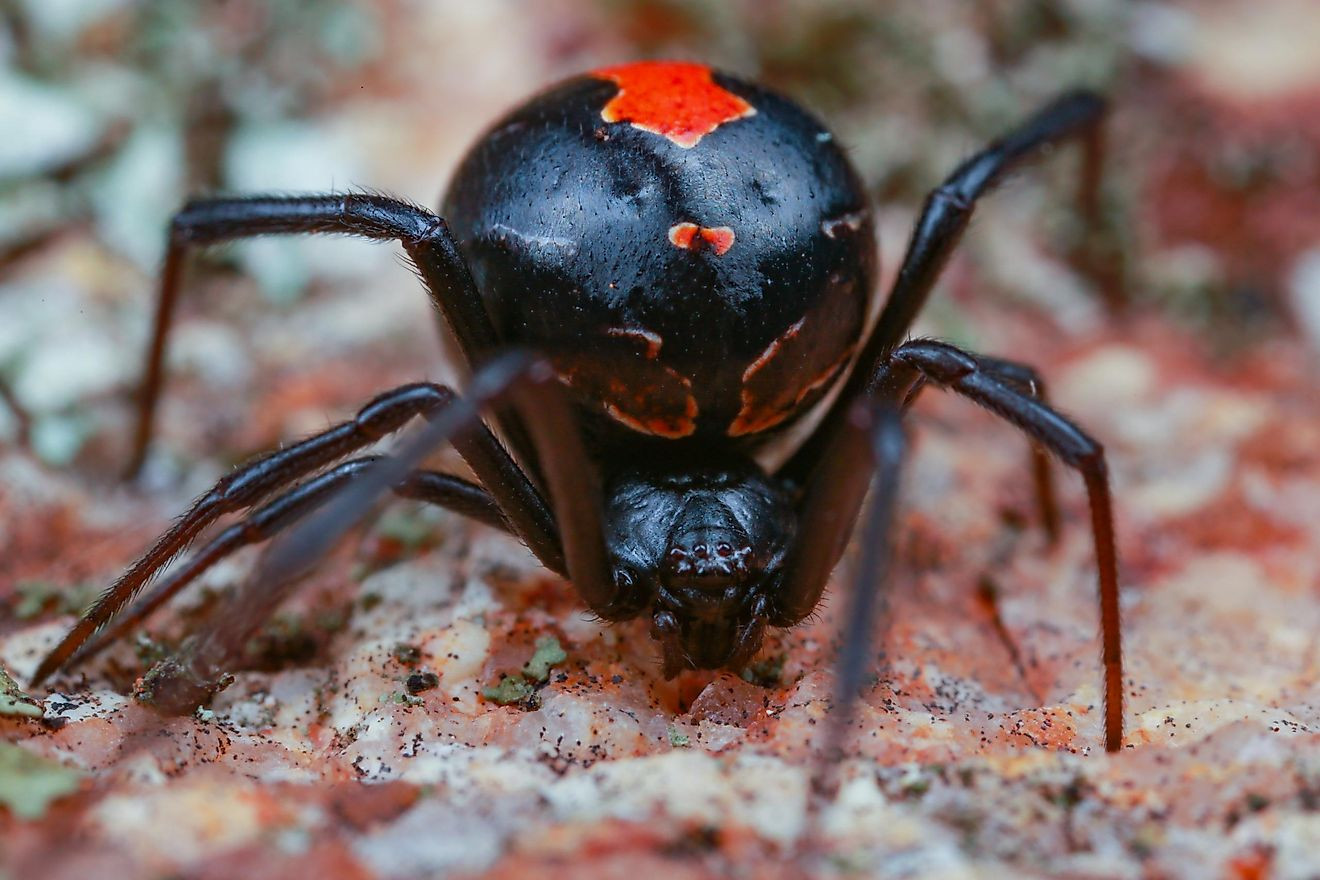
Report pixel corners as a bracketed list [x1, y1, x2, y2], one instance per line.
[603, 455, 795, 676]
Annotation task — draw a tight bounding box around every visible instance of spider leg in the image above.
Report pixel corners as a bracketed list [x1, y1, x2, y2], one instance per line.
[889, 338, 1122, 752]
[785, 337, 1119, 796]
[782, 90, 1109, 485]
[137, 351, 615, 713]
[259, 350, 615, 617]
[867, 90, 1111, 360]
[773, 402, 879, 627]
[64, 456, 504, 671]
[128, 192, 521, 477]
[976, 356, 1060, 542]
[813, 406, 906, 801]
[918, 354, 1060, 542]
[0, 377, 31, 449]
[774, 351, 1058, 630]
[31, 380, 559, 686]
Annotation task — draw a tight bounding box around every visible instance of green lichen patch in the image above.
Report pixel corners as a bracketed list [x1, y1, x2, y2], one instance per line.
[0, 665, 42, 718]
[482, 675, 536, 706]
[482, 635, 568, 708]
[0, 743, 83, 819]
[522, 635, 567, 683]
[392, 642, 422, 667]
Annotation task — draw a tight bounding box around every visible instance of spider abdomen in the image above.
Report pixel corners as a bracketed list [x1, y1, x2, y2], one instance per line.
[442, 61, 877, 447]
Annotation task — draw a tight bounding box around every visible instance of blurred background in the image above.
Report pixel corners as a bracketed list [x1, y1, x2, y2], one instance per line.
[0, 0, 1317, 472]
[3, 8, 1318, 875]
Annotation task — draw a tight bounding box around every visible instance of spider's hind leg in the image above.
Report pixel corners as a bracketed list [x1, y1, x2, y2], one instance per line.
[864, 89, 1116, 362]
[0, 377, 31, 449]
[782, 90, 1114, 489]
[967, 354, 1060, 543]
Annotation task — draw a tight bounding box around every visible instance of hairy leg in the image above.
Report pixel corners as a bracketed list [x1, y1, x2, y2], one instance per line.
[65, 456, 504, 671]
[137, 351, 618, 713]
[32, 379, 558, 686]
[128, 193, 523, 476]
[885, 338, 1122, 752]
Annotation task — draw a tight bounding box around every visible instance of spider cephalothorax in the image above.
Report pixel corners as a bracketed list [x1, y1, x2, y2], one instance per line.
[33, 61, 1124, 752]
[601, 456, 796, 675]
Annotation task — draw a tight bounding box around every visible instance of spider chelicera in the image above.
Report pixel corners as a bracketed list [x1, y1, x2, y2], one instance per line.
[32, 61, 1122, 752]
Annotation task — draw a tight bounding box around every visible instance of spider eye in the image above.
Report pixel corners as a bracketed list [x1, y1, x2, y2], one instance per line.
[715, 542, 733, 557]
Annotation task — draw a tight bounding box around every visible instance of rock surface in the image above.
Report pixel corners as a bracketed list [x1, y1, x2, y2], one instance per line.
[2, 2, 1318, 878]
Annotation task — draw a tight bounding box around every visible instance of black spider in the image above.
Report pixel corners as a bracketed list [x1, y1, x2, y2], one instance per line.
[32, 61, 1122, 753]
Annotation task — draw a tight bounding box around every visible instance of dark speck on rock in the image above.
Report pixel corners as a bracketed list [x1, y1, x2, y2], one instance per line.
[405, 671, 439, 694]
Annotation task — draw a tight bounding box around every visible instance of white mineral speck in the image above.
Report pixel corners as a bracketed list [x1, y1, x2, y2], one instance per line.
[353, 799, 504, 877]
[91, 782, 266, 871]
[15, 326, 130, 410]
[1056, 345, 1158, 413]
[1288, 248, 1320, 351]
[1128, 3, 1197, 64]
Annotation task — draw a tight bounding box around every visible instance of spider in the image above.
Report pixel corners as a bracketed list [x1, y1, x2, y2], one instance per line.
[31, 61, 1122, 752]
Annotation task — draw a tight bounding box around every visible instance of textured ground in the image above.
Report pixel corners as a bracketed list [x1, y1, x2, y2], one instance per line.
[2, 2, 1319, 878]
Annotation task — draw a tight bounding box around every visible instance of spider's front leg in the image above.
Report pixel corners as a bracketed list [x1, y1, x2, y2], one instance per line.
[75, 353, 622, 713]
[252, 351, 618, 621]
[65, 456, 508, 673]
[902, 353, 1061, 541]
[782, 340, 1121, 793]
[30, 378, 562, 686]
[884, 339, 1121, 752]
[129, 193, 521, 477]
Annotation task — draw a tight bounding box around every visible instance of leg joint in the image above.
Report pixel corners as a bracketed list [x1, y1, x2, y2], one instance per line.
[339, 192, 439, 243]
[930, 183, 975, 214]
[1077, 443, 1107, 474]
[893, 339, 977, 384]
[355, 382, 456, 440]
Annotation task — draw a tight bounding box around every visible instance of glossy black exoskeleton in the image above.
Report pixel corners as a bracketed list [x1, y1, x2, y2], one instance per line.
[33, 61, 1125, 753]
[443, 64, 875, 450]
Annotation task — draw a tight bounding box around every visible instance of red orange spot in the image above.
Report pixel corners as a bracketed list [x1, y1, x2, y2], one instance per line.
[668, 222, 735, 256]
[744, 318, 804, 379]
[728, 319, 853, 437]
[606, 326, 663, 359]
[605, 394, 699, 439]
[593, 61, 756, 148]
[554, 325, 699, 438]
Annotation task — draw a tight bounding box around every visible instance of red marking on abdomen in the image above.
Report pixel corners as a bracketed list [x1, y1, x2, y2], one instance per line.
[592, 61, 756, 148]
[668, 222, 735, 256]
[605, 393, 698, 439]
[554, 325, 699, 439]
[728, 317, 853, 437]
[606, 326, 663, 359]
